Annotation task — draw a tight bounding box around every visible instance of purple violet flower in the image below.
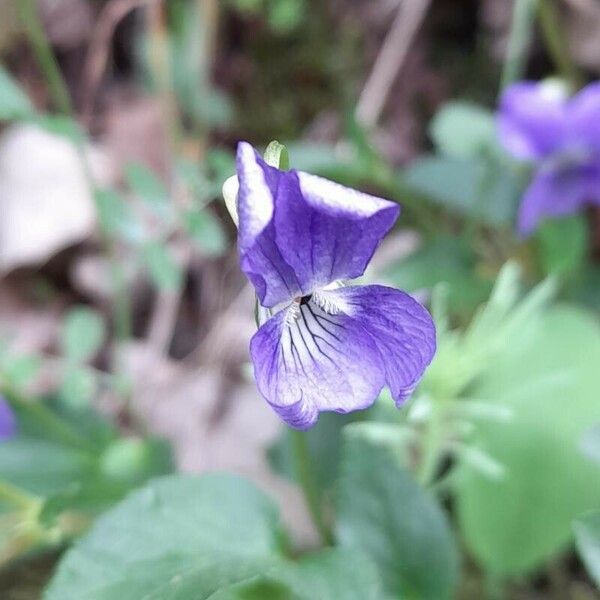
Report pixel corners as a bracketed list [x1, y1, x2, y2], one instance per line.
[0, 396, 16, 440]
[236, 142, 436, 430]
[498, 80, 600, 235]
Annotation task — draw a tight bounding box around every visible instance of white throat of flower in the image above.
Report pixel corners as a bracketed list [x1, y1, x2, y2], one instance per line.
[284, 281, 345, 327]
[256, 281, 347, 328]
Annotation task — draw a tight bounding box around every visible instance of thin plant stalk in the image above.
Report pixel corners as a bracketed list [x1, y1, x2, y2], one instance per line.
[3, 385, 91, 452]
[418, 398, 445, 487]
[291, 429, 333, 546]
[16, 1, 72, 115]
[501, 0, 540, 90]
[0, 479, 39, 511]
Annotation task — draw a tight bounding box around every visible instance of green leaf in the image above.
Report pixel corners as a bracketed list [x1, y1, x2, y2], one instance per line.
[99, 438, 173, 485]
[206, 149, 236, 188]
[0, 64, 34, 121]
[536, 214, 588, 277]
[0, 438, 91, 496]
[404, 155, 520, 226]
[430, 101, 497, 159]
[456, 306, 600, 576]
[10, 389, 124, 456]
[263, 141, 289, 170]
[124, 162, 169, 207]
[385, 236, 492, 318]
[208, 577, 299, 600]
[39, 479, 135, 528]
[336, 439, 458, 600]
[581, 423, 600, 465]
[44, 474, 286, 600]
[177, 158, 219, 201]
[183, 209, 227, 256]
[95, 188, 142, 243]
[574, 511, 600, 588]
[59, 367, 97, 411]
[44, 473, 383, 600]
[276, 548, 382, 600]
[40, 439, 174, 525]
[60, 307, 105, 363]
[142, 241, 183, 291]
[0, 352, 41, 388]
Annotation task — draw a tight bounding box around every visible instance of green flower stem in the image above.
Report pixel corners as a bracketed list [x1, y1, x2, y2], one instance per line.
[0, 479, 39, 511]
[110, 261, 133, 344]
[16, 0, 131, 344]
[501, 0, 539, 90]
[290, 429, 333, 546]
[418, 399, 445, 487]
[3, 384, 90, 452]
[538, 0, 584, 90]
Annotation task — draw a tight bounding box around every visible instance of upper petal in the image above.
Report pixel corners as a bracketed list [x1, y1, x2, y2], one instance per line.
[518, 163, 600, 236]
[275, 172, 400, 293]
[236, 142, 399, 307]
[498, 82, 568, 161]
[250, 299, 386, 429]
[321, 285, 436, 405]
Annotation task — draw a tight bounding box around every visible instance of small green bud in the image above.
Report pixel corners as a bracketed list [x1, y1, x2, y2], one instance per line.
[100, 438, 147, 481]
[263, 140, 289, 170]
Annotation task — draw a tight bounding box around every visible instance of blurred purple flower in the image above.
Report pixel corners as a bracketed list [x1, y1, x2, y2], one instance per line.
[236, 142, 436, 430]
[0, 396, 16, 440]
[498, 81, 600, 235]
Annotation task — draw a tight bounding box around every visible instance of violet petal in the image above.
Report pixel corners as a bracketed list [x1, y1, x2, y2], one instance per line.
[518, 162, 600, 236]
[498, 82, 567, 161]
[249, 299, 386, 429]
[249, 284, 435, 429]
[236, 142, 399, 307]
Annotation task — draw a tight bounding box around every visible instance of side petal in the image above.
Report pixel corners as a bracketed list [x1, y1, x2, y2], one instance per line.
[249, 301, 386, 429]
[236, 142, 302, 307]
[517, 164, 599, 236]
[321, 285, 436, 406]
[497, 82, 568, 161]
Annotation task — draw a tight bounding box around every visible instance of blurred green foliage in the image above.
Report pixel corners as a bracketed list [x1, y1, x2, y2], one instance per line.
[44, 474, 382, 600]
[0, 0, 600, 598]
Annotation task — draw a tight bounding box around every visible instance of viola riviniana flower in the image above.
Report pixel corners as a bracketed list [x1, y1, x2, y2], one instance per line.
[236, 142, 436, 429]
[0, 396, 16, 440]
[498, 80, 600, 235]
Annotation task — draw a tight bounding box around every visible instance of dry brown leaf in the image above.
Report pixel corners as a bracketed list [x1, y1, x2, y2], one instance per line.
[0, 124, 111, 274]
